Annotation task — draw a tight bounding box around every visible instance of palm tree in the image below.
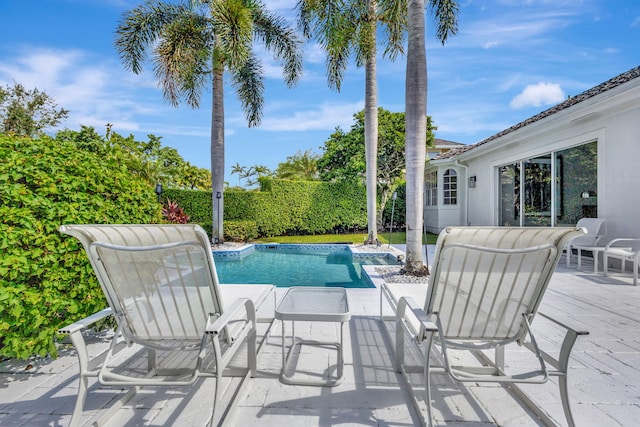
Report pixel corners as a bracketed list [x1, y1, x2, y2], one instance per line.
[276, 149, 320, 180]
[298, 0, 405, 244]
[230, 162, 246, 187]
[115, 0, 302, 243]
[404, 0, 458, 275]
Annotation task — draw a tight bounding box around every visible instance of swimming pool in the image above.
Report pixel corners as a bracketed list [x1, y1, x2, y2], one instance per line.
[213, 244, 396, 288]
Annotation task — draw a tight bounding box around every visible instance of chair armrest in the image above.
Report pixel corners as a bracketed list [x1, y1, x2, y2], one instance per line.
[537, 311, 589, 336]
[57, 308, 113, 335]
[604, 238, 640, 251]
[396, 296, 438, 342]
[206, 298, 256, 336]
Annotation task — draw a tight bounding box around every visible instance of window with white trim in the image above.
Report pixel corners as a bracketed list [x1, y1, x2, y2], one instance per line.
[425, 171, 437, 206]
[443, 169, 457, 205]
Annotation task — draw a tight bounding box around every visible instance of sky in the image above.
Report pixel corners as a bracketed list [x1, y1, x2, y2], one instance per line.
[1, 0, 639, 184]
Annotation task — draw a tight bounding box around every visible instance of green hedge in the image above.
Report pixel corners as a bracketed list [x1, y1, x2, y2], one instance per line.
[0, 134, 161, 359]
[165, 178, 368, 238]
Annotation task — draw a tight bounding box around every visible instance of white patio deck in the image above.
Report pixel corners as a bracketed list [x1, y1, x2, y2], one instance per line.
[1, 247, 639, 426]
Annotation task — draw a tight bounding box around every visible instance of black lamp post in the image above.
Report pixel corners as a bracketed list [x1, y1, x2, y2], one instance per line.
[215, 191, 222, 244]
[155, 183, 163, 202]
[388, 191, 398, 248]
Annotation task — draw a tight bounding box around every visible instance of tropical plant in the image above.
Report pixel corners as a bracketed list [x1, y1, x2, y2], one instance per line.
[297, 0, 406, 243]
[318, 108, 435, 225]
[403, 0, 458, 275]
[0, 82, 68, 137]
[161, 198, 191, 223]
[275, 149, 320, 181]
[230, 162, 247, 187]
[115, 0, 302, 244]
[0, 133, 161, 359]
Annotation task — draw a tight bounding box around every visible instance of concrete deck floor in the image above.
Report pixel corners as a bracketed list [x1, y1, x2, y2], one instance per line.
[1, 247, 639, 426]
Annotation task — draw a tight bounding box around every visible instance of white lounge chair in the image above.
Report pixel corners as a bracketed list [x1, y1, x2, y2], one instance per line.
[58, 224, 274, 427]
[381, 226, 587, 427]
[603, 238, 640, 286]
[565, 217, 606, 267]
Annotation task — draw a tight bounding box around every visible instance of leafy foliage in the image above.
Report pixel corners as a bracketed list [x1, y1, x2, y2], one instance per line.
[55, 125, 210, 190]
[0, 82, 69, 137]
[275, 149, 320, 181]
[161, 199, 190, 224]
[0, 133, 161, 359]
[164, 178, 367, 239]
[318, 108, 435, 224]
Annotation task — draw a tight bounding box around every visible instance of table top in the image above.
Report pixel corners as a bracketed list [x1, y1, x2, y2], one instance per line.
[275, 287, 351, 322]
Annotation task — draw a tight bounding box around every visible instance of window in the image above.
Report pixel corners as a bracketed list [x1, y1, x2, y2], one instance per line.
[443, 169, 457, 205]
[425, 171, 437, 206]
[498, 141, 597, 227]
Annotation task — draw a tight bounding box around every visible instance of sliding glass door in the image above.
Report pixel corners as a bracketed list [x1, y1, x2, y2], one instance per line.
[498, 141, 597, 227]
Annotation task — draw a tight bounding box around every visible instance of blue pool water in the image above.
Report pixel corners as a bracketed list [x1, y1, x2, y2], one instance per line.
[213, 244, 395, 288]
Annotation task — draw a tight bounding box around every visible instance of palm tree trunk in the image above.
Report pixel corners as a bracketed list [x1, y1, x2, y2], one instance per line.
[404, 0, 428, 275]
[364, 30, 378, 244]
[211, 66, 225, 244]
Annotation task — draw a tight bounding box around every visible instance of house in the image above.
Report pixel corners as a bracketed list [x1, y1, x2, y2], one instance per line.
[427, 138, 466, 160]
[425, 65, 640, 238]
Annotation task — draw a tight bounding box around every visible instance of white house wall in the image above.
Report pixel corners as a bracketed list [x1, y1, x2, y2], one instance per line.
[427, 74, 640, 238]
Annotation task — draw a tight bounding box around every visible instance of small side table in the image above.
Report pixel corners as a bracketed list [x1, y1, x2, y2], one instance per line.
[275, 287, 351, 386]
[573, 244, 605, 274]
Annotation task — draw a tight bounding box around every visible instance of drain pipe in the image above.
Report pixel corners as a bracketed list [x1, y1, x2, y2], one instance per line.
[455, 160, 470, 226]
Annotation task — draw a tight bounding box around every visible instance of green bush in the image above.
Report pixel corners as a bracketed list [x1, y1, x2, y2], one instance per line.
[224, 220, 259, 242]
[164, 178, 368, 238]
[0, 134, 161, 359]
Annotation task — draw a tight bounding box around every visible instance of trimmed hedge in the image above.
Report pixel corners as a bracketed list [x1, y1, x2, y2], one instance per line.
[164, 178, 368, 239]
[0, 134, 161, 359]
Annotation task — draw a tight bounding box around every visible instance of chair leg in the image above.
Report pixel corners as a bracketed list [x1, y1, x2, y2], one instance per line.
[423, 334, 435, 427]
[557, 327, 582, 427]
[68, 330, 90, 427]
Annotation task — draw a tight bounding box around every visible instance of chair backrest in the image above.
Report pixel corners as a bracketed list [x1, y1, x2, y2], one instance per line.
[426, 227, 583, 346]
[571, 218, 606, 246]
[60, 224, 222, 349]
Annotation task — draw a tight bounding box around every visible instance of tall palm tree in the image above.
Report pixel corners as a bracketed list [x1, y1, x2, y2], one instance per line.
[115, 0, 302, 242]
[404, 0, 458, 275]
[298, 0, 406, 244]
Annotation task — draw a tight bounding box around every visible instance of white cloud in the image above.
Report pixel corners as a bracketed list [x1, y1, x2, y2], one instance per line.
[259, 101, 363, 131]
[510, 82, 565, 109]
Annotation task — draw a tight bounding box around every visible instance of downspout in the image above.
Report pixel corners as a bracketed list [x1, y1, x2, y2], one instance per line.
[455, 160, 470, 226]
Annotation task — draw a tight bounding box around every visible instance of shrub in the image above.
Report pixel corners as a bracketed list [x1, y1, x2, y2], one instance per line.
[224, 220, 259, 242]
[0, 134, 161, 359]
[161, 198, 190, 224]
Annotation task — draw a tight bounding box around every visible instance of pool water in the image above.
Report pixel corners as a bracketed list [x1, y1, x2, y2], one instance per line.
[213, 244, 395, 288]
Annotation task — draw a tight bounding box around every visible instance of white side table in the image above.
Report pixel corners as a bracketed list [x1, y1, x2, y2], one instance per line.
[572, 245, 605, 274]
[275, 287, 351, 386]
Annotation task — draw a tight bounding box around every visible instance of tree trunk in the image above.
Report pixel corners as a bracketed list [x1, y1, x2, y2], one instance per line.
[364, 0, 378, 244]
[404, 0, 428, 275]
[211, 66, 225, 244]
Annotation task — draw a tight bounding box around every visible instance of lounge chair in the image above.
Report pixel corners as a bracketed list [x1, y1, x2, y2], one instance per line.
[381, 226, 587, 427]
[565, 217, 606, 267]
[603, 238, 640, 286]
[57, 224, 274, 427]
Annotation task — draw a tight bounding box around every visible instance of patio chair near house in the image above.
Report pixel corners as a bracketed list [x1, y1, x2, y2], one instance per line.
[58, 224, 274, 427]
[381, 226, 587, 427]
[565, 217, 606, 267]
[603, 238, 640, 286]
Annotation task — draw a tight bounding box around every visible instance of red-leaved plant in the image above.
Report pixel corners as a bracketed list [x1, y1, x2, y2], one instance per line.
[161, 198, 190, 224]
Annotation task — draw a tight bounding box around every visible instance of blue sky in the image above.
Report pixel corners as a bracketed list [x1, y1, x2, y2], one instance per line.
[1, 0, 638, 183]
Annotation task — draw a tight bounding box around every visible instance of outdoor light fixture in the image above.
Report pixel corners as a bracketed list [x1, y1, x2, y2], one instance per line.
[215, 192, 222, 245]
[469, 176, 477, 188]
[155, 183, 163, 202]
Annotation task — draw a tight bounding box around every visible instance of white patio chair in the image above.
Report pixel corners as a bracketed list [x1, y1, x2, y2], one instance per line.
[58, 224, 274, 427]
[565, 217, 606, 267]
[382, 226, 587, 427]
[603, 238, 640, 286]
